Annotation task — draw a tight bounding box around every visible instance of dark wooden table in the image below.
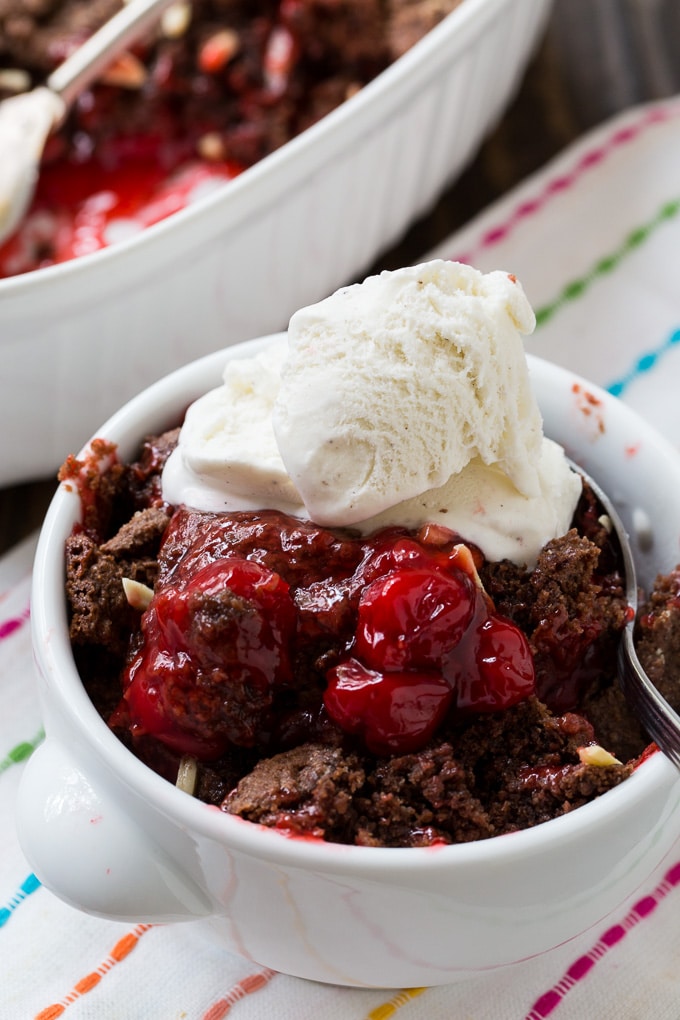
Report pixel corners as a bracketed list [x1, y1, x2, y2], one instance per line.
[1, 0, 677, 556]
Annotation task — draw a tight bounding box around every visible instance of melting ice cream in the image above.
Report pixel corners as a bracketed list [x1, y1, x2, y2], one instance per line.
[162, 260, 581, 566]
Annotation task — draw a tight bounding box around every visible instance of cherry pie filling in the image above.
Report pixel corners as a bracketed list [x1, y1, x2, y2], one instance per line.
[0, 0, 437, 277]
[63, 431, 642, 845]
[111, 508, 572, 763]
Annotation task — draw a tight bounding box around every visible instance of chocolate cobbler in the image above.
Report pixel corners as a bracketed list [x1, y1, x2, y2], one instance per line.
[0, 0, 463, 276]
[60, 426, 680, 849]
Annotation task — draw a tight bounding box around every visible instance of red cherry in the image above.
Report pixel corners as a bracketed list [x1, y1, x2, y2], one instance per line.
[122, 557, 296, 758]
[158, 558, 296, 678]
[455, 614, 535, 712]
[324, 658, 454, 755]
[355, 567, 474, 672]
[355, 535, 448, 590]
[123, 657, 226, 759]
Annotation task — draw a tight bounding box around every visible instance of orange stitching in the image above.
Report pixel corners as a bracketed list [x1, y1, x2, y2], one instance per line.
[202, 968, 277, 1020]
[34, 1008, 65, 1020]
[34, 924, 153, 1020]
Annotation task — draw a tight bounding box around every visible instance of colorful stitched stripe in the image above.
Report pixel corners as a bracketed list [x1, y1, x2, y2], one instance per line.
[453, 101, 679, 267]
[532, 198, 680, 328]
[33, 924, 154, 1020]
[0, 730, 44, 774]
[202, 968, 277, 1019]
[0, 873, 41, 927]
[606, 325, 680, 397]
[0, 604, 30, 641]
[367, 987, 428, 1019]
[525, 858, 680, 1019]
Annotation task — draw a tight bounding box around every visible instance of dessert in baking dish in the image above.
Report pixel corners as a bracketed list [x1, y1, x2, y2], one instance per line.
[0, 0, 464, 275]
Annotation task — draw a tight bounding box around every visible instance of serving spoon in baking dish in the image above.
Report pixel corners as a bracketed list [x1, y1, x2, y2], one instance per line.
[618, 599, 680, 771]
[0, 0, 178, 246]
[574, 462, 680, 771]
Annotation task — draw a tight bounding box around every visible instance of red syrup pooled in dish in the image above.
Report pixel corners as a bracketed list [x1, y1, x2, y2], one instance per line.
[114, 509, 536, 760]
[0, 135, 242, 277]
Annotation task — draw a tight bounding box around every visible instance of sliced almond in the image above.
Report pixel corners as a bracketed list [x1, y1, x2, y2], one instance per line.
[578, 744, 622, 767]
[122, 577, 154, 611]
[176, 755, 198, 795]
[598, 513, 613, 534]
[0, 68, 31, 94]
[197, 131, 226, 161]
[161, 2, 191, 39]
[450, 542, 485, 591]
[101, 52, 148, 89]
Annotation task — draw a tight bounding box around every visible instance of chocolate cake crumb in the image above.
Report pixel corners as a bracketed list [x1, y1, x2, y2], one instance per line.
[66, 505, 170, 655]
[222, 698, 633, 847]
[101, 506, 172, 559]
[222, 743, 367, 842]
[356, 742, 493, 846]
[636, 566, 680, 713]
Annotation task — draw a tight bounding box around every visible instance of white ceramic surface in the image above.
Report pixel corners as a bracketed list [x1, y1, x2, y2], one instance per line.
[16, 336, 680, 988]
[0, 0, 551, 487]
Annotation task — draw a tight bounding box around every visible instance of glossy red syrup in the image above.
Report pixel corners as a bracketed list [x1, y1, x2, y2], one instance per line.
[119, 509, 536, 760]
[0, 139, 242, 277]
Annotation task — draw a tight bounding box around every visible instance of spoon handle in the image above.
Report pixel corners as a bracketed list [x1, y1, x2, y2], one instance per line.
[46, 0, 178, 111]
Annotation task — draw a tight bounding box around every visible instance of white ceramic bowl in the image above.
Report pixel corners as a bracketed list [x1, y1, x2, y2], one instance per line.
[16, 336, 680, 988]
[0, 0, 551, 488]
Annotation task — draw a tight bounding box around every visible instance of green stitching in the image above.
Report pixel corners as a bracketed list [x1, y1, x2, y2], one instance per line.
[534, 196, 680, 328]
[0, 729, 44, 773]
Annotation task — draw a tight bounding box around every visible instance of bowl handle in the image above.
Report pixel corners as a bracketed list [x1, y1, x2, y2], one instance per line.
[16, 738, 212, 922]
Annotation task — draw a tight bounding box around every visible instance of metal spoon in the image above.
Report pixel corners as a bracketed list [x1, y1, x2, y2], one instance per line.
[574, 462, 680, 771]
[0, 0, 178, 246]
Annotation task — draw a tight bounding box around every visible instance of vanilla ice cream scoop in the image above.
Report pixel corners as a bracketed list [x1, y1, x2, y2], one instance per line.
[272, 260, 543, 526]
[162, 344, 305, 515]
[163, 260, 581, 567]
[358, 439, 581, 566]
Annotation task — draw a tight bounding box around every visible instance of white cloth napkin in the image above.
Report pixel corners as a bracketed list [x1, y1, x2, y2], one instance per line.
[4, 97, 680, 1018]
